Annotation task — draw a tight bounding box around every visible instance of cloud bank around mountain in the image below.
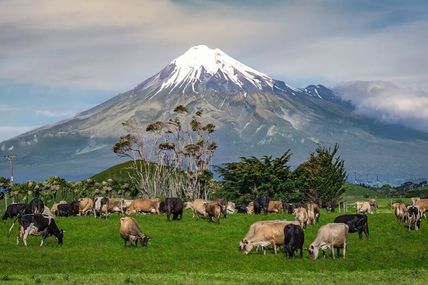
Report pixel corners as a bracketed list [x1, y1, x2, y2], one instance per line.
[334, 81, 428, 133]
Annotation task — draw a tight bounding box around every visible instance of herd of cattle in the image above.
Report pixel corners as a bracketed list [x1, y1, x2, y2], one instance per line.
[1, 195, 426, 260]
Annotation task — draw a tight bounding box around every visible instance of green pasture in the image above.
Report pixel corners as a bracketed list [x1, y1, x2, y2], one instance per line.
[0, 203, 426, 284]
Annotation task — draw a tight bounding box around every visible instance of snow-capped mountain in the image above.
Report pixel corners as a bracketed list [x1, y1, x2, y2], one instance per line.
[1, 45, 428, 182]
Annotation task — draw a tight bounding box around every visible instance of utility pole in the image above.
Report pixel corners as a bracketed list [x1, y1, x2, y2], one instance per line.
[2, 154, 16, 207]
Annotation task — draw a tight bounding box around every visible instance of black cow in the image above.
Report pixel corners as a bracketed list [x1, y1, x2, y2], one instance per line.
[283, 202, 304, 214]
[159, 201, 166, 214]
[11, 214, 63, 246]
[162, 198, 184, 221]
[56, 201, 80, 217]
[334, 214, 369, 239]
[284, 224, 304, 258]
[237, 203, 248, 213]
[253, 196, 270, 214]
[29, 198, 44, 214]
[2, 203, 29, 220]
[322, 201, 335, 212]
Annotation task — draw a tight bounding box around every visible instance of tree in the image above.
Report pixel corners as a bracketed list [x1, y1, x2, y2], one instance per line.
[216, 151, 296, 204]
[294, 144, 347, 206]
[112, 105, 218, 200]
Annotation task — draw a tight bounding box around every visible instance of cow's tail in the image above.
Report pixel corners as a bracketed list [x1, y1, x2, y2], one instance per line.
[7, 216, 19, 237]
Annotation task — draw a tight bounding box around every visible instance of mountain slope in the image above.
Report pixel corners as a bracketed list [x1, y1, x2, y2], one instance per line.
[1, 45, 428, 182]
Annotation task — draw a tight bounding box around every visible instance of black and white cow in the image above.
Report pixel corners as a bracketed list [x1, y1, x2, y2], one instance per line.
[406, 205, 421, 231]
[9, 214, 63, 247]
[2, 203, 29, 220]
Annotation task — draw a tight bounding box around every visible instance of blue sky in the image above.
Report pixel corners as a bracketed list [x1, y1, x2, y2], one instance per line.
[1, 0, 428, 141]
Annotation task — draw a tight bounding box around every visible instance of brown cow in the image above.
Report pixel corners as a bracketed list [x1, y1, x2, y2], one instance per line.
[50, 200, 67, 214]
[239, 220, 299, 255]
[356, 201, 372, 214]
[126, 199, 158, 215]
[293, 207, 309, 228]
[267, 201, 283, 213]
[392, 203, 407, 221]
[78, 198, 94, 215]
[205, 201, 222, 223]
[415, 199, 428, 218]
[188, 199, 208, 218]
[119, 217, 150, 247]
[108, 198, 126, 214]
[308, 223, 349, 259]
[307, 202, 320, 223]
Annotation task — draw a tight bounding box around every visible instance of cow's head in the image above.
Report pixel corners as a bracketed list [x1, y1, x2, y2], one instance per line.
[239, 239, 253, 254]
[307, 244, 319, 260]
[141, 235, 151, 247]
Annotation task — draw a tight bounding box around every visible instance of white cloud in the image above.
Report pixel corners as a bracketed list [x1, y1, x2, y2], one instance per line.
[36, 109, 76, 118]
[0, 126, 34, 142]
[0, 0, 427, 91]
[334, 81, 428, 132]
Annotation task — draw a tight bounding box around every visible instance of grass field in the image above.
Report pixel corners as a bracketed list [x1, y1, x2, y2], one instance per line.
[0, 204, 427, 284]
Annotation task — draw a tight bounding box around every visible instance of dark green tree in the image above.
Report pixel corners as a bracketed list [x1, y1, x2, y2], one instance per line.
[294, 144, 347, 205]
[215, 151, 296, 204]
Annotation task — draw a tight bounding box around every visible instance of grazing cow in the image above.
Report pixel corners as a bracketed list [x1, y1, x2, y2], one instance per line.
[246, 202, 254, 214]
[293, 207, 309, 228]
[307, 203, 320, 223]
[50, 200, 67, 214]
[253, 196, 270, 214]
[284, 202, 303, 214]
[205, 201, 222, 223]
[236, 203, 248, 214]
[108, 198, 126, 214]
[188, 199, 209, 218]
[308, 223, 349, 259]
[162, 198, 184, 221]
[10, 214, 64, 247]
[406, 205, 421, 231]
[78, 198, 94, 215]
[240, 220, 296, 255]
[392, 203, 407, 222]
[126, 199, 158, 215]
[368, 199, 378, 213]
[56, 201, 80, 217]
[29, 198, 44, 214]
[415, 199, 428, 218]
[267, 200, 283, 213]
[93, 197, 109, 217]
[334, 214, 369, 239]
[119, 217, 150, 247]
[356, 201, 372, 214]
[2, 203, 29, 220]
[227, 202, 236, 214]
[213, 198, 228, 218]
[284, 224, 304, 258]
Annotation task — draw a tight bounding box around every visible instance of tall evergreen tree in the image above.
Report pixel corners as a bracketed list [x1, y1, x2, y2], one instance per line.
[294, 144, 347, 205]
[215, 151, 296, 203]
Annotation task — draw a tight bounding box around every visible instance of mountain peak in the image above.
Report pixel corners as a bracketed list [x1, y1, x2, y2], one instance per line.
[153, 45, 274, 95]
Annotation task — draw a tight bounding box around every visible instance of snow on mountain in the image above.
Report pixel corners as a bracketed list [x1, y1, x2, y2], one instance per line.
[154, 45, 275, 96]
[1, 45, 428, 183]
